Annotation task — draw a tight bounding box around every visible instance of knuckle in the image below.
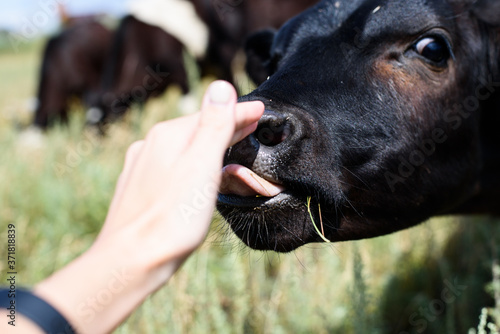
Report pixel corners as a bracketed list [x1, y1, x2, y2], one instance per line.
[200, 109, 232, 133]
[148, 122, 169, 139]
[125, 140, 144, 162]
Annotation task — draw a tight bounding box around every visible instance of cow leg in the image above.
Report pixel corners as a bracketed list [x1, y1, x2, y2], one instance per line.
[33, 89, 68, 129]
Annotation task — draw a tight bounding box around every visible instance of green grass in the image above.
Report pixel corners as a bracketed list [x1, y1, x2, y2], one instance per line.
[0, 40, 499, 334]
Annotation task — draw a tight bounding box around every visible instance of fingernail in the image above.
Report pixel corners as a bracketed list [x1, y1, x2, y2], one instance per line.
[208, 81, 233, 105]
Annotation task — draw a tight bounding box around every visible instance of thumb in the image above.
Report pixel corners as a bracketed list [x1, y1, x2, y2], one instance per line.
[192, 80, 237, 150]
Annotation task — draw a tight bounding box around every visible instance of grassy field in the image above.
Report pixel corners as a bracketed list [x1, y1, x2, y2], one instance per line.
[0, 39, 499, 334]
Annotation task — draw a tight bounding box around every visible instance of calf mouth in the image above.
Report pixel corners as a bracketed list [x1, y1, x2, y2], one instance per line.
[218, 164, 292, 211]
[217, 163, 334, 252]
[215, 104, 341, 252]
[217, 163, 291, 213]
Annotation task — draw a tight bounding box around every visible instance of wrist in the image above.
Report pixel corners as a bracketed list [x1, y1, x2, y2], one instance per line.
[32, 241, 169, 334]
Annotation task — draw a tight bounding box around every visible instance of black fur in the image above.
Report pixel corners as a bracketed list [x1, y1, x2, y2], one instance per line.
[91, 15, 188, 124]
[217, 0, 500, 252]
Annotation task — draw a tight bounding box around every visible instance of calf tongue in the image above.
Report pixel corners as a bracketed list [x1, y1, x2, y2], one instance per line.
[220, 164, 285, 197]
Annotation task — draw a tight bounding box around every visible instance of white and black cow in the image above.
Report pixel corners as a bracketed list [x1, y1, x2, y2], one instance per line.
[90, 0, 320, 125]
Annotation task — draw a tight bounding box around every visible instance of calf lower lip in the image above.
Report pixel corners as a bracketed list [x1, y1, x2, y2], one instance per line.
[217, 194, 269, 208]
[217, 192, 291, 208]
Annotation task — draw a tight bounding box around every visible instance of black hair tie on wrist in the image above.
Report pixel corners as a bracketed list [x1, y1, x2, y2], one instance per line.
[0, 288, 76, 334]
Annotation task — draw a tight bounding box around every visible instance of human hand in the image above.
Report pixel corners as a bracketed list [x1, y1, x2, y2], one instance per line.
[33, 81, 264, 334]
[96, 80, 264, 277]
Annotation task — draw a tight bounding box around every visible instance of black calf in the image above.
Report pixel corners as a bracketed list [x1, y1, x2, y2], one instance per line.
[218, 0, 500, 252]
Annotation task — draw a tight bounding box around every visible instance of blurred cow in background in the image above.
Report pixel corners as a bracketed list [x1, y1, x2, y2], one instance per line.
[85, 15, 189, 125]
[33, 0, 320, 129]
[191, 0, 321, 86]
[89, 0, 320, 126]
[33, 19, 112, 129]
[87, 0, 207, 126]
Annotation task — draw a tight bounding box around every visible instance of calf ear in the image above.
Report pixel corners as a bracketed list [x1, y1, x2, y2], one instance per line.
[244, 29, 276, 86]
[472, 0, 500, 26]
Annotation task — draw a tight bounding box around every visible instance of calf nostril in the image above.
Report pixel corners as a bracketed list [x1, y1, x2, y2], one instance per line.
[254, 118, 291, 147]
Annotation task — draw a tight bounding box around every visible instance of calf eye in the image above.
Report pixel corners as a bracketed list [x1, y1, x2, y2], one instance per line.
[413, 36, 451, 65]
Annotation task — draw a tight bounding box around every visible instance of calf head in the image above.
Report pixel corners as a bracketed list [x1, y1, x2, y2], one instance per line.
[218, 0, 500, 252]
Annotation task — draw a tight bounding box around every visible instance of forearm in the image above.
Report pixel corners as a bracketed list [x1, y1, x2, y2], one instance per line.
[0, 81, 264, 334]
[0, 227, 190, 334]
[32, 240, 184, 334]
